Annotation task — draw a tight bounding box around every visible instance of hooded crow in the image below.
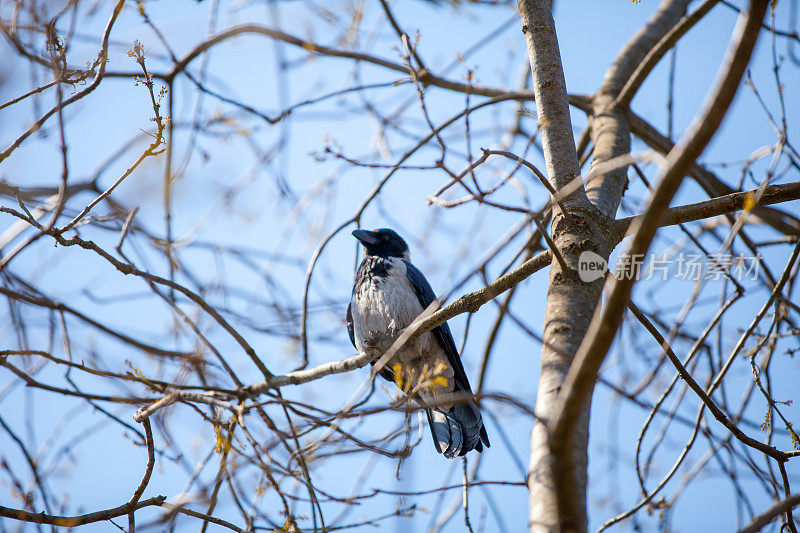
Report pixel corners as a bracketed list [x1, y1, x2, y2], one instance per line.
[346, 228, 489, 458]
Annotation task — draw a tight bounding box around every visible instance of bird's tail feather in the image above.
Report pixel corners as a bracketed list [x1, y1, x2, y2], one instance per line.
[425, 398, 489, 458]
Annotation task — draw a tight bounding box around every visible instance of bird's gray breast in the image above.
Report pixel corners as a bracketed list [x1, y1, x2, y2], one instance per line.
[351, 256, 456, 404]
[351, 257, 430, 354]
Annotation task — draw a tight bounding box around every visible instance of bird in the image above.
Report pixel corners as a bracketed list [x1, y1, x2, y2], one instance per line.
[346, 228, 489, 458]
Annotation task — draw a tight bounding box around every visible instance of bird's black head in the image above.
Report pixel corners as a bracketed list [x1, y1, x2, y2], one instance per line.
[352, 228, 410, 259]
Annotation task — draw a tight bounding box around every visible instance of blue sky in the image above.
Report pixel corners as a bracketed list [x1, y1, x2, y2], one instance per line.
[1, 0, 799, 531]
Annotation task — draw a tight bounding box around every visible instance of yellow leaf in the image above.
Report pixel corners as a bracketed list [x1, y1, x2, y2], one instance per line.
[392, 363, 404, 392]
[429, 376, 448, 391]
[214, 425, 231, 454]
[275, 516, 299, 532]
[743, 193, 756, 213]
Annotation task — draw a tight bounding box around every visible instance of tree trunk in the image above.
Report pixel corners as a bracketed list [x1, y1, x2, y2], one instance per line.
[517, 1, 600, 532]
[517, 1, 692, 531]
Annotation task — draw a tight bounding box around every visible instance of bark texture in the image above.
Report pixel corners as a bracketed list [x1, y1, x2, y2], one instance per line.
[517, 2, 601, 532]
[518, 1, 694, 531]
[516, 0, 588, 208]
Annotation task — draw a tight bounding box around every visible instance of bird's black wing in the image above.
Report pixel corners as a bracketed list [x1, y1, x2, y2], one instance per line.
[403, 260, 473, 393]
[346, 302, 356, 349]
[404, 260, 490, 454]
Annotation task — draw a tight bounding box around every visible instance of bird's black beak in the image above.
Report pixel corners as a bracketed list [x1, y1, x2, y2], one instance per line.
[352, 229, 379, 245]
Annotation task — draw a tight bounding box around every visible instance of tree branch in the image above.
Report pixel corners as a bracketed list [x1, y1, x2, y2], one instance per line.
[627, 109, 800, 236]
[627, 300, 792, 462]
[740, 495, 800, 533]
[615, 0, 721, 108]
[126, 22, 594, 111]
[612, 180, 800, 240]
[249, 250, 551, 395]
[0, 497, 166, 527]
[127, 416, 156, 533]
[0, 0, 125, 164]
[587, 0, 691, 218]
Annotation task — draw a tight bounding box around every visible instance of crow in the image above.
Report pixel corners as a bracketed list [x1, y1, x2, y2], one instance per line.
[346, 228, 489, 458]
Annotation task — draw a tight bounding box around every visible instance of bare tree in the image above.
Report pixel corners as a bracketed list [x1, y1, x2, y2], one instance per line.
[0, 0, 799, 532]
